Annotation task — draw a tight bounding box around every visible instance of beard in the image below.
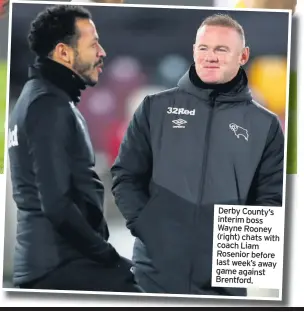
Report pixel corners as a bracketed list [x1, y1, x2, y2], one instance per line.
[72, 50, 101, 86]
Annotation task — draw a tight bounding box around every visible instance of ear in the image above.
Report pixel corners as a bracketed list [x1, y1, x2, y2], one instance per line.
[193, 43, 196, 62]
[240, 46, 250, 66]
[53, 43, 73, 64]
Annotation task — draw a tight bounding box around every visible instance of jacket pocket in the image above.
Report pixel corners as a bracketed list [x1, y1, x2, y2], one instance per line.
[133, 189, 159, 232]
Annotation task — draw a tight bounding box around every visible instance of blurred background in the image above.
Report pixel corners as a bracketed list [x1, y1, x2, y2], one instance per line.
[0, 14, 8, 174]
[3, 1, 290, 299]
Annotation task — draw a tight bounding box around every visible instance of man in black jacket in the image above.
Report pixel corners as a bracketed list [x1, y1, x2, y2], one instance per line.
[8, 5, 141, 292]
[111, 14, 285, 295]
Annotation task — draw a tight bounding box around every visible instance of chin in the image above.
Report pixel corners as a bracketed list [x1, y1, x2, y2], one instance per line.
[201, 76, 221, 84]
[198, 72, 221, 84]
[84, 75, 98, 87]
[205, 79, 220, 84]
[87, 80, 98, 87]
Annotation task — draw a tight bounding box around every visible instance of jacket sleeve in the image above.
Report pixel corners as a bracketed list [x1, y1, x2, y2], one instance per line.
[25, 94, 120, 265]
[253, 116, 285, 206]
[111, 96, 152, 233]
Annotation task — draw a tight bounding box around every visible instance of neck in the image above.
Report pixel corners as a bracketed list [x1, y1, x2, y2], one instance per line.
[32, 56, 86, 104]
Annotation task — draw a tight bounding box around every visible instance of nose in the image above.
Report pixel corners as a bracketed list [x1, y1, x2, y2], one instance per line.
[98, 44, 106, 57]
[205, 50, 218, 62]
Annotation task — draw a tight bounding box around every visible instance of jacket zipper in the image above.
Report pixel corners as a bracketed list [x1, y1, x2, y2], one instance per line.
[188, 93, 217, 293]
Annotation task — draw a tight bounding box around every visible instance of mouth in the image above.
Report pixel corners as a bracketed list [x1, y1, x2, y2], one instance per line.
[204, 66, 219, 69]
[95, 62, 103, 73]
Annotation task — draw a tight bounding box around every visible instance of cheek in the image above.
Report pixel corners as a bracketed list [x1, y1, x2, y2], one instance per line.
[218, 55, 235, 66]
[219, 57, 228, 65]
[195, 54, 205, 64]
[81, 49, 96, 61]
[229, 55, 241, 66]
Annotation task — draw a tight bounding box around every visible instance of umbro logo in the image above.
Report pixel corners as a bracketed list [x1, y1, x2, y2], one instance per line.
[229, 123, 249, 141]
[172, 118, 187, 128]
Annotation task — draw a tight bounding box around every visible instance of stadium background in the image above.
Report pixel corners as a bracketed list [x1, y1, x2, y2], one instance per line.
[2, 0, 291, 299]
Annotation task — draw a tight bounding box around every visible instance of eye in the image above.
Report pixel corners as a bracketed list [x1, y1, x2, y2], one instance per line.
[217, 47, 228, 52]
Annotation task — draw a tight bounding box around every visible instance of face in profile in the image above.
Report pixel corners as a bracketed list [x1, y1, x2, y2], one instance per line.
[193, 25, 249, 84]
[71, 18, 106, 86]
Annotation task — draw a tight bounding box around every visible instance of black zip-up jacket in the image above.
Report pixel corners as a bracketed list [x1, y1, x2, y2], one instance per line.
[8, 57, 120, 286]
[111, 65, 284, 295]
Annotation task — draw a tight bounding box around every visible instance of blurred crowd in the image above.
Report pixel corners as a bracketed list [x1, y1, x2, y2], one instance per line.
[8, 3, 289, 173]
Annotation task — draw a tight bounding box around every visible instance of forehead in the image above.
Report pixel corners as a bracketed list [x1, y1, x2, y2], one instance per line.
[75, 18, 98, 41]
[196, 25, 241, 46]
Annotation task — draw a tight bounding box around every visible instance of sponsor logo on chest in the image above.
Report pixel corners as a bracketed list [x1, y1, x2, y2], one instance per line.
[167, 107, 195, 116]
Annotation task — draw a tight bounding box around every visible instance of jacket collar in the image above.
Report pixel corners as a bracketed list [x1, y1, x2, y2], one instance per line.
[177, 63, 252, 105]
[28, 56, 87, 104]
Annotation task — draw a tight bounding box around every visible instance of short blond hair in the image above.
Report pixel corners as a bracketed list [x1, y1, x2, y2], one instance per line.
[199, 14, 246, 45]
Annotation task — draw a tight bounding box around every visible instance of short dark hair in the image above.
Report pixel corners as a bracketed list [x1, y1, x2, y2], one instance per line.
[28, 5, 92, 57]
[200, 13, 245, 45]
